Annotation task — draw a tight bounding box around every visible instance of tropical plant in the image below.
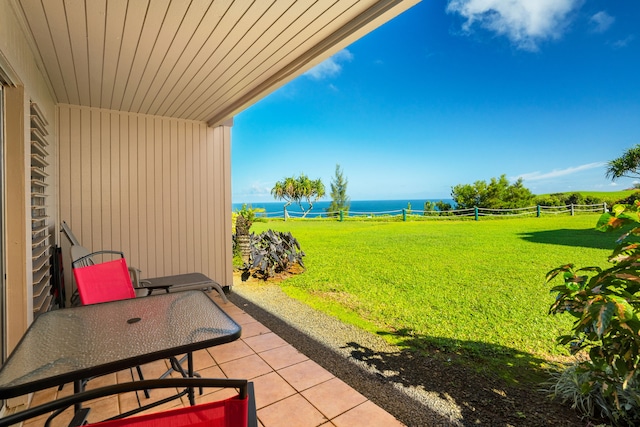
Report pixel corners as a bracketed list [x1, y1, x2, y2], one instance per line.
[244, 230, 305, 280]
[606, 144, 640, 181]
[326, 164, 350, 217]
[271, 174, 325, 218]
[233, 204, 265, 265]
[547, 202, 640, 425]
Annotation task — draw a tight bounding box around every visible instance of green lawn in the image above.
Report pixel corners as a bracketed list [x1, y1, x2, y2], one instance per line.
[251, 214, 619, 383]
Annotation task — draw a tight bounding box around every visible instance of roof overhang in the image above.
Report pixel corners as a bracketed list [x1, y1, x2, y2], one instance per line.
[13, 0, 419, 126]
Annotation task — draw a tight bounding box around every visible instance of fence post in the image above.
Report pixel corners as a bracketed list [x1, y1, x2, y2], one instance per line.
[603, 202, 607, 213]
[402, 209, 406, 221]
[284, 208, 287, 221]
[537, 205, 541, 218]
[339, 210, 343, 222]
[474, 207, 478, 221]
[570, 204, 574, 216]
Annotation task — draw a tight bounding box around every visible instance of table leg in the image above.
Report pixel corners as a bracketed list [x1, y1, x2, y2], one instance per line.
[74, 380, 83, 412]
[188, 353, 195, 405]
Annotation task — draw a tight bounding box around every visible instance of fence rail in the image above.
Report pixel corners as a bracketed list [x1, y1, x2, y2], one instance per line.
[253, 203, 608, 221]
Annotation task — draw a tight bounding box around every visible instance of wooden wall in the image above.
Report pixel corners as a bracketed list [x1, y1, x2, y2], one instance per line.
[58, 105, 232, 300]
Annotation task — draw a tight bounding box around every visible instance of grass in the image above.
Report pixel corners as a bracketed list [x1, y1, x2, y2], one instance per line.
[250, 214, 620, 384]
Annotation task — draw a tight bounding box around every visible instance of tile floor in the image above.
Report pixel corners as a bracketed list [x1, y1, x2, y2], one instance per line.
[19, 292, 405, 427]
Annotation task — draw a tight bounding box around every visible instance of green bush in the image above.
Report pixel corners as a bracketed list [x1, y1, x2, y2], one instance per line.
[547, 202, 640, 425]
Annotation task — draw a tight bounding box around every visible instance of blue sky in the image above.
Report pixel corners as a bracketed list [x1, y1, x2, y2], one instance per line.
[232, 0, 640, 203]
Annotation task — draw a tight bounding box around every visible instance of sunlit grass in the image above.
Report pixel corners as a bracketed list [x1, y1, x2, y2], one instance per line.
[251, 214, 617, 383]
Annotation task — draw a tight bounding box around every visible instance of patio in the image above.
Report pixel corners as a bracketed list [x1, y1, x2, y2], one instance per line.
[20, 291, 404, 427]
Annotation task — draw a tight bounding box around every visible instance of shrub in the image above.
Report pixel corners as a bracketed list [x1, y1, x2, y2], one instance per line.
[244, 230, 305, 280]
[547, 202, 640, 425]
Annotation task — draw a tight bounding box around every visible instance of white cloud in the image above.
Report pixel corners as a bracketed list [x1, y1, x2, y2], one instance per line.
[514, 162, 606, 181]
[304, 49, 354, 80]
[446, 0, 582, 51]
[613, 35, 635, 49]
[590, 11, 614, 33]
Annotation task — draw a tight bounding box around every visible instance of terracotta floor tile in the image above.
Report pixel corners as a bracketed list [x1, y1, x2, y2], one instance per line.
[331, 401, 405, 427]
[219, 354, 273, 379]
[278, 360, 334, 392]
[84, 395, 120, 424]
[302, 378, 368, 419]
[243, 332, 288, 353]
[229, 311, 257, 326]
[251, 372, 297, 409]
[19, 300, 403, 427]
[23, 406, 74, 427]
[241, 321, 271, 338]
[258, 394, 328, 427]
[208, 339, 255, 364]
[259, 345, 308, 371]
[191, 348, 216, 370]
[84, 372, 117, 390]
[29, 386, 57, 407]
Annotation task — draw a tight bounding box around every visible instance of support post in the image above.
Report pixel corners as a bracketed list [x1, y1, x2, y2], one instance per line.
[537, 205, 541, 218]
[402, 209, 406, 221]
[474, 207, 478, 221]
[339, 210, 343, 222]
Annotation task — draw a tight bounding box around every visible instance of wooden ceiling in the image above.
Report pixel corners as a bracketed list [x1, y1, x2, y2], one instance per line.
[15, 0, 418, 126]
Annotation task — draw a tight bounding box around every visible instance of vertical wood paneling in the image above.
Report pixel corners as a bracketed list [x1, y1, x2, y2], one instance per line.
[177, 121, 187, 271]
[161, 119, 171, 276]
[59, 107, 71, 226]
[57, 105, 232, 284]
[128, 116, 139, 266]
[100, 111, 111, 250]
[145, 118, 156, 274]
[110, 112, 121, 251]
[192, 125, 202, 273]
[185, 124, 194, 273]
[154, 118, 164, 275]
[169, 120, 179, 273]
[119, 114, 130, 257]
[90, 109, 102, 250]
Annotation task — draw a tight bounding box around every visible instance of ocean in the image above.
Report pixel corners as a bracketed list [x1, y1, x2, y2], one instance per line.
[232, 199, 456, 218]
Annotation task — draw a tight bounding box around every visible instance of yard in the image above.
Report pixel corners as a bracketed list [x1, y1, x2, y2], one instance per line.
[249, 214, 615, 384]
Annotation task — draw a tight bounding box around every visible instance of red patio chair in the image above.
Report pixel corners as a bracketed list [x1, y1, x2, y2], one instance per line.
[71, 249, 136, 305]
[0, 378, 257, 427]
[70, 249, 148, 397]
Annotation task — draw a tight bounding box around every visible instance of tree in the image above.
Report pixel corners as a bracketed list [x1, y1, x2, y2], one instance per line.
[271, 174, 325, 218]
[606, 144, 640, 181]
[326, 164, 350, 217]
[451, 174, 534, 209]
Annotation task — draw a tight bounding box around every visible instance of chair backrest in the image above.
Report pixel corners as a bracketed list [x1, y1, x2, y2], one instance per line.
[71, 248, 136, 305]
[61, 220, 81, 245]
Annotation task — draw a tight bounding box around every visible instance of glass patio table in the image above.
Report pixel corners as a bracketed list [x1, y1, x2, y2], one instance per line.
[0, 290, 241, 403]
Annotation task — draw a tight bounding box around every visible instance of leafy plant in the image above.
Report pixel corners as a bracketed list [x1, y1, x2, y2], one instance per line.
[243, 230, 305, 280]
[547, 202, 640, 425]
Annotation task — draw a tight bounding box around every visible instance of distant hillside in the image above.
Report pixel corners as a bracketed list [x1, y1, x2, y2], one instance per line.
[536, 190, 639, 205]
